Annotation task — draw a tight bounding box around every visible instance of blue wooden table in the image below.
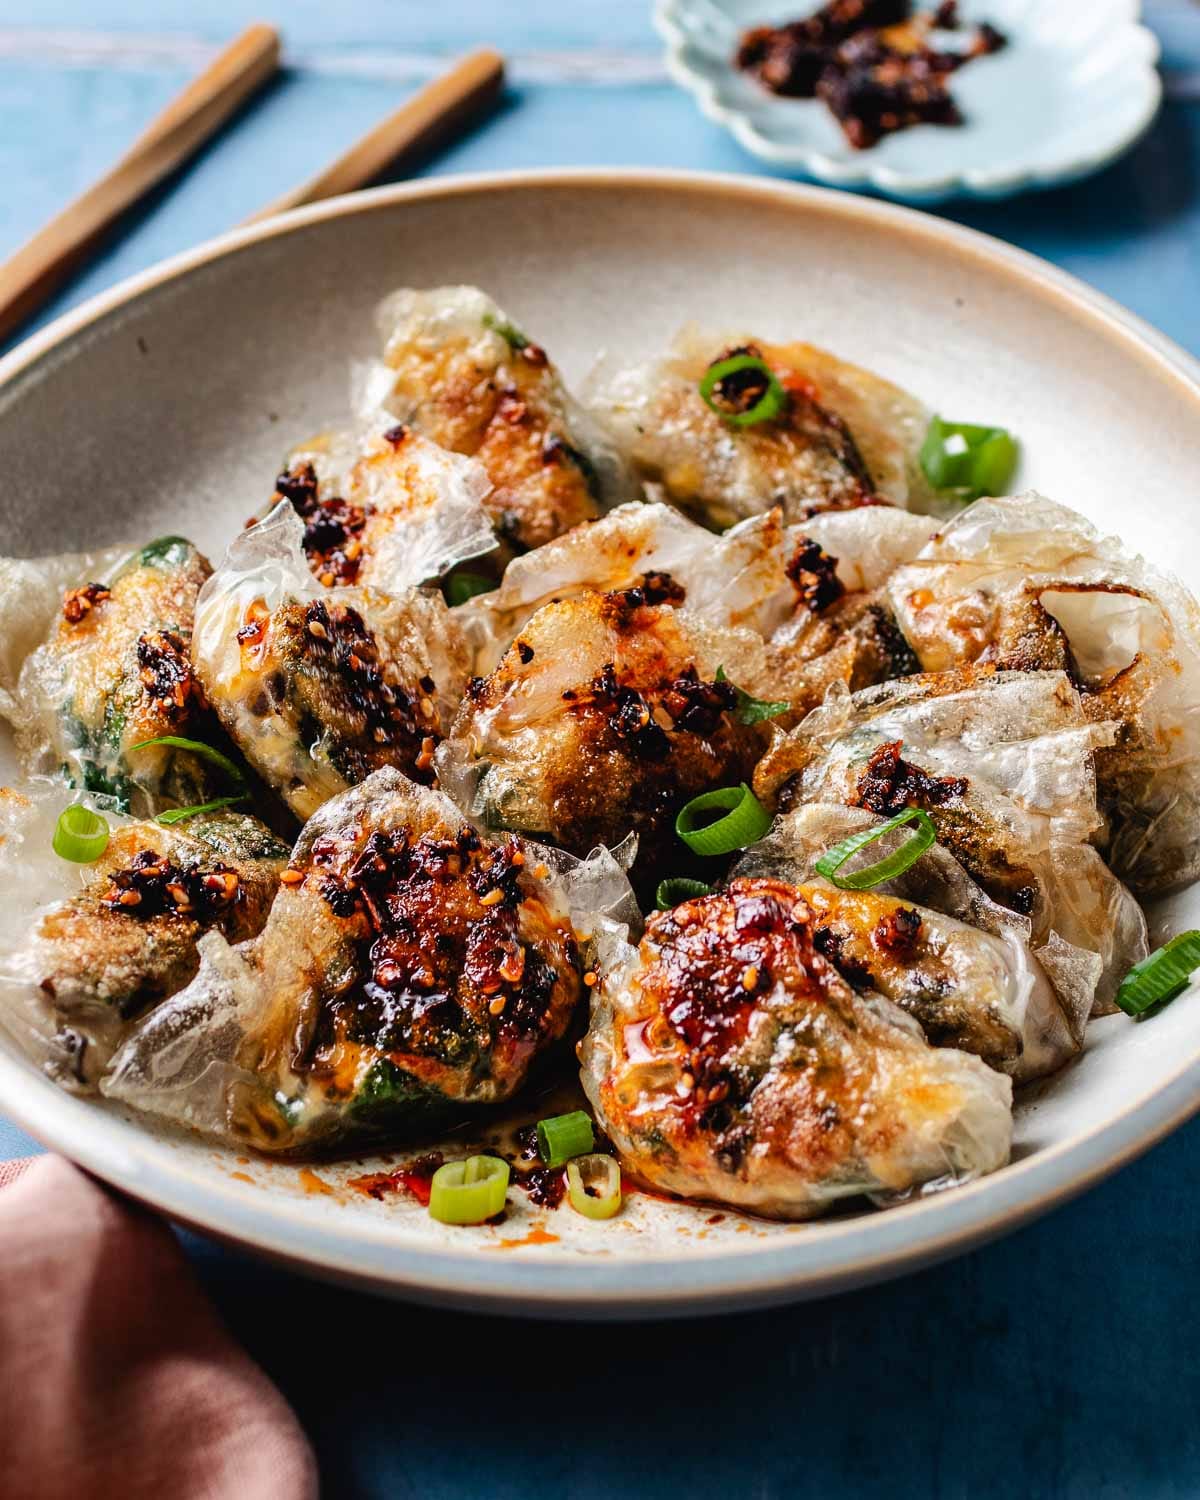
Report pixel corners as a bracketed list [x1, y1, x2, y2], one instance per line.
[3, 3, 1200, 1495]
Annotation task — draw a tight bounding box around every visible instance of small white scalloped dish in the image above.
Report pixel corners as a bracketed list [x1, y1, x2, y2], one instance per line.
[656, 0, 1162, 201]
[1, 171, 1199, 1318]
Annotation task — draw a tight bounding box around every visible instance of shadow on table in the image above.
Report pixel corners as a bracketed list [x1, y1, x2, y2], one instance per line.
[188, 1110, 1200, 1500]
[945, 97, 1199, 250]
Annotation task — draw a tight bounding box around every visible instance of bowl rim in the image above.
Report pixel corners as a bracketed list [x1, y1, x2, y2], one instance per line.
[652, 0, 1164, 202]
[1, 166, 1198, 1317]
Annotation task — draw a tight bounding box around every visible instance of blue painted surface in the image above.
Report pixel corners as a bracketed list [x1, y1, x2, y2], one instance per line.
[1, 2, 1199, 1495]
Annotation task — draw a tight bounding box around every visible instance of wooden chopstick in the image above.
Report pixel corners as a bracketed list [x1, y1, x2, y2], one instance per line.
[0, 24, 280, 347]
[244, 48, 506, 224]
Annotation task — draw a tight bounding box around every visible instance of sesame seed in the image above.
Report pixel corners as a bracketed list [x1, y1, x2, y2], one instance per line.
[742, 966, 759, 992]
[534, 863, 549, 879]
[279, 869, 304, 886]
[319, 571, 335, 588]
[307, 619, 329, 640]
[510, 850, 525, 867]
[419, 698, 435, 720]
[479, 888, 504, 907]
[343, 539, 362, 561]
[488, 996, 507, 1016]
[118, 890, 141, 907]
[583, 971, 597, 987]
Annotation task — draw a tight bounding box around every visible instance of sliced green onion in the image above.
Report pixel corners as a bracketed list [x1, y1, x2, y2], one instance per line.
[919, 416, 1018, 502]
[814, 808, 936, 890]
[428, 1155, 510, 1224]
[446, 571, 496, 607]
[1115, 931, 1200, 1017]
[52, 804, 110, 863]
[655, 877, 712, 911]
[128, 736, 246, 786]
[675, 783, 772, 857]
[154, 795, 247, 826]
[536, 1109, 594, 1168]
[699, 354, 788, 428]
[566, 1154, 623, 1220]
[482, 311, 529, 351]
[715, 665, 789, 725]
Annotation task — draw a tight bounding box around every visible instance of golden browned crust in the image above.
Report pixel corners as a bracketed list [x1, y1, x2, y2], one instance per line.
[385, 335, 600, 553]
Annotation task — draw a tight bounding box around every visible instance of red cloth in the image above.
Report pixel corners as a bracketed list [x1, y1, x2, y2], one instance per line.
[0, 1155, 317, 1500]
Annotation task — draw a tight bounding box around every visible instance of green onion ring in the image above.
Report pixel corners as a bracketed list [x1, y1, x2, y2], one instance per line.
[128, 736, 246, 785]
[566, 1154, 623, 1220]
[446, 571, 496, 607]
[919, 416, 1018, 502]
[655, 877, 712, 911]
[814, 808, 937, 890]
[1115, 931, 1200, 1017]
[52, 804, 110, 863]
[427, 1155, 510, 1225]
[698, 355, 788, 428]
[154, 795, 248, 826]
[536, 1109, 594, 1168]
[675, 783, 772, 857]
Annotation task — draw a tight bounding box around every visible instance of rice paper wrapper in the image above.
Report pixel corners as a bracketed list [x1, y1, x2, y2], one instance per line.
[0, 545, 134, 730]
[887, 492, 1200, 895]
[104, 768, 637, 1151]
[192, 502, 471, 820]
[734, 802, 1085, 1082]
[754, 669, 1147, 1016]
[358, 285, 641, 541]
[283, 421, 497, 591]
[455, 499, 936, 677]
[0, 779, 285, 1089]
[580, 905, 1012, 1220]
[0, 779, 137, 1085]
[585, 325, 938, 528]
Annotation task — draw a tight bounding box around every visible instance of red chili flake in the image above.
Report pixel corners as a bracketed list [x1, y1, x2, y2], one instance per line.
[62, 582, 111, 625]
[136, 630, 201, 713]
[853, 739, 967, 816]
[348, 1152, 445, 1205]
[659, 664, 737, 737]
[272, 462, 374, 587]
[786, 537, 845, 613]
[101, 849, 240, 922]
[872, 905, 923, 955]
[578, 663, 670, 760]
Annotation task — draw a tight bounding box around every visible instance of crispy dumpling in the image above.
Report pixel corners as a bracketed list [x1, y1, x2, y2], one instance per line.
[887, 492, 1200, 895]
[754, 668, 1148, 1014]
[734, 803, 1084, 1081]
[359, 286, 638, 554]
[437, 583, 768, 882]
[580, 879, 1012, 1219]
[267, 421, 497, 592]
[105, 769, 633, 1153]
[1, 537, 226, 814]
[0, 780, 286, 1088]
[587, 327, 935, 529]
[192, 503, 470, 821]
[456, 498, 933, 685]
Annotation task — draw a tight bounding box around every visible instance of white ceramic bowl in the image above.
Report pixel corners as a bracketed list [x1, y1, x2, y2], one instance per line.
[1, 169, 1197, 1317]
[655, 0, 1162, 200]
